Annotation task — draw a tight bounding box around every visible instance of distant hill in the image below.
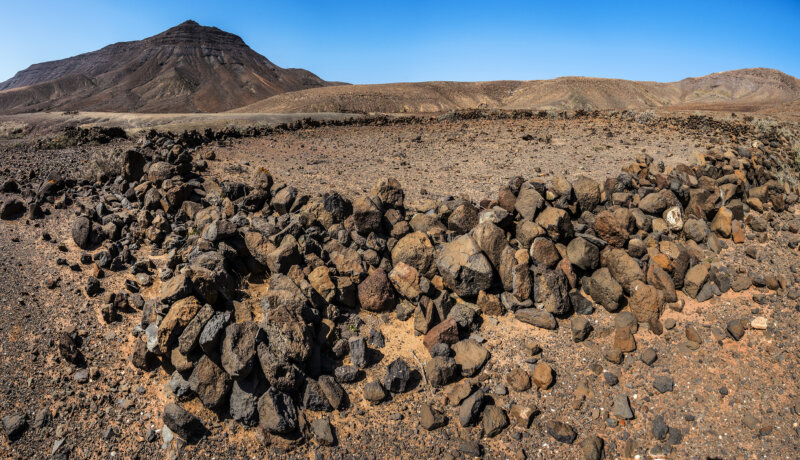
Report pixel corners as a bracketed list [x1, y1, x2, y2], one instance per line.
[0, 20, 340, 113]
[233, 68, 800, 114]
[1, 21, 797, 116]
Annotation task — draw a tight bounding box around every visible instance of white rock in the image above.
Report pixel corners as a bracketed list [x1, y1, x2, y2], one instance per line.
[663, 206, 684, 232]
[751, 316, 768, 330]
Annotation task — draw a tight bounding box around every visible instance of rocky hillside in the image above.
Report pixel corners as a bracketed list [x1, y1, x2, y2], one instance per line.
[234, 68, 800, 114]
[0, 21, 338, 113]
[2, 112, 799, 458]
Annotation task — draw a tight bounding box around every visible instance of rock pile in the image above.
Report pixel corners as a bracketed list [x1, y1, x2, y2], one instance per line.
[45, 122, 798, 455]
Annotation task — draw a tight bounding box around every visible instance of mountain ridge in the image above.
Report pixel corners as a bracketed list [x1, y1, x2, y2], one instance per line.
[0, 20, 339, 113]
[1, 21, 797, 115]
[232, 67, 800, 114]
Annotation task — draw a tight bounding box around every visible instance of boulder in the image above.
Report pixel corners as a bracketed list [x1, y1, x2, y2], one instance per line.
[162, 403, 204, 441]
[372, 177, 404, 208]
[260, 275, 313, 363]
[303, 379, 334, 412]
[458, 390, 485, 426]
[515, 184, 545, 220]
[383, 358, 412, 393]
[358, 268, 397, 311]
[646, 263, 677, 303]
[533, 268, 570, 315]
[258, 344, 304, 393]
[684, 219, 708, 243]
[710, 207, 733, 238]
[436, 235, 493, 298]
[425, 356, 458, 387]
[531, 362, 554, 389]
[572, 176, 601, 211]
[189, 355, 232, 410]
[199, 311, 230, 355]
[324, 240, 364, 277]
[638, 191, 669, 215]
[388, 262, 421, 300]
[229, 373, 266, 426]
[157, 296, 201, 355]
[546, 420, 577, 444]
[160, 273, 192, 304]
[318, 375, 345, 409]
[571, 316, 592, 342]
[566, 237, 599, 270]
[323, 192, 352, 222]
[220, 322, 263, 380]
[352, 196, 383, 235]
[72, 216, 92, 249]
[515, 309, 557, 330]
[311, 417, 337, 446]
[391, 232, 436, 277]
[448, 203, 479, 234]
[594, 208, 633, 247]
[265, 236, 302, 275]
[308, 266, 336, 302]
[202, 220, 237, 242]
[530, 237, 560, 267]
[663, 206, 684, 232]
[628, 281, 664, 323]
[420, 404, 447, 430]
[472, 222, 509, 269]
[148, 161, 174, 183]
[587, 268, 623, 312]
[258, 388, 298, 434]
[363, 381, 387, 404]
[452, 339, 490, 377]
[535, 207, 573, 241]
[0, 199, 25, 220]
[423, 317, 460, 351]
[506, 367, 531, 392]
[603, 248, 645, 293]
[683, 262, 710, 298]
[272, 186, 297, 215]
[178, 304, 215, 355]
[481, 405, 509, 437]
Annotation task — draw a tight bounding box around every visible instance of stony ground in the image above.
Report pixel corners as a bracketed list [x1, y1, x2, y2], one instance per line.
[1, 112, 800, 460]
[205, 114, 702, 208]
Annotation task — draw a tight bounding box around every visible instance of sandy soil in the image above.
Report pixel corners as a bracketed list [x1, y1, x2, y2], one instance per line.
[204, 115, 704, 209]
[1, 111, 800, 459]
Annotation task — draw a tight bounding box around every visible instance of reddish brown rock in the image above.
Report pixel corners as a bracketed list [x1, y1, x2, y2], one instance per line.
[710, 207, 733, 238]
[731, 220, 745, 244]
[628, 281, 664, 323]
[531, 362, 554, 389]
[358, 268, 397, 312]
[594, 208, 634, 247]
[423, 317, 459, 351]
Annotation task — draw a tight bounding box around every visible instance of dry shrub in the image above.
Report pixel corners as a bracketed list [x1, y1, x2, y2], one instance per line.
[85, 148, 126, 182]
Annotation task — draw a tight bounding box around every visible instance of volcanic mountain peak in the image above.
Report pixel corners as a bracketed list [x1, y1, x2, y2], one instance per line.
[144, 20, 247, 48]
[0, 21, 338, 113]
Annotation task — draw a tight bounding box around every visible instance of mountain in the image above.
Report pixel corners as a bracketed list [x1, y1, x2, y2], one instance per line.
[233, 68, 800, 114]
[2, 22, 796, 116]
[0, 20, 339, 113]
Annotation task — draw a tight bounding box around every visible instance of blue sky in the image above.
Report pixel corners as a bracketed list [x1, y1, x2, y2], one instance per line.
[0, 0, 798, 84]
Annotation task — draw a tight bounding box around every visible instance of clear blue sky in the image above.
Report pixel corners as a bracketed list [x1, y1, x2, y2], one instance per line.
[0, 0, 798, 84]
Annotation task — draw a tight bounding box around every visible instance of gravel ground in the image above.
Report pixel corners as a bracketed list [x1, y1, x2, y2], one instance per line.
[204, 115, 704, 208]
[1, 112, 800, 459]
